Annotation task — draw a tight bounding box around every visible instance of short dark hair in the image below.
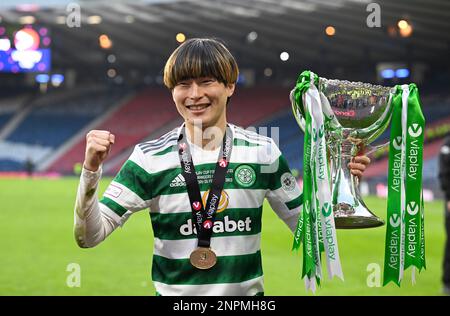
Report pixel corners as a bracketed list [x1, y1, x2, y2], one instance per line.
[163, 38, 239, 89]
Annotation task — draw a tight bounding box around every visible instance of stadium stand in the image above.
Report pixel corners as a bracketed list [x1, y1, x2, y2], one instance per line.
[0, 94, 30, 132]
[0, 86, 128, 171]
[47, 88, 179, 174]
[6, 88, 124, 147]
[0, 113, 14, 130]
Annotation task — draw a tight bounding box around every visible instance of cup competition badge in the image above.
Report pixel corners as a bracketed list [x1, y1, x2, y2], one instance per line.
[290, 70, 426, 292]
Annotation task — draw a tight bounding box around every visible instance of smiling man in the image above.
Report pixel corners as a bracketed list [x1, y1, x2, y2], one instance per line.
[73, 38, 370, 296]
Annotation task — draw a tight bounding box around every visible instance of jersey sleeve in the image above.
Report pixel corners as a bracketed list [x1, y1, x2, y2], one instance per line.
[99, 145, 153, 226]
[264, 139, 303, 232]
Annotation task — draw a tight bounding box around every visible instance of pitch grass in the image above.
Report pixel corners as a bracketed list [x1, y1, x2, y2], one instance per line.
[0, 177, 446, 296]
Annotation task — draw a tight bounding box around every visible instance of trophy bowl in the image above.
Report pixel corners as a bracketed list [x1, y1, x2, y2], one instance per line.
[291, 76, 396, 229]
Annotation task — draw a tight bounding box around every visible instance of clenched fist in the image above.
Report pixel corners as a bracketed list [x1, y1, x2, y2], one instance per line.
[84, 130, 115, 172]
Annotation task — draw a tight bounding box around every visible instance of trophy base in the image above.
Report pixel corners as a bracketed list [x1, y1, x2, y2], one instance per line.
[334, 216, 385, 229]
[333, 202, 385, 229]
[331, 162, 385, 229]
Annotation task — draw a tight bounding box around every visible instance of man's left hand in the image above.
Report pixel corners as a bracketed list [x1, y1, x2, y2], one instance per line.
[348, 155, 371, 178]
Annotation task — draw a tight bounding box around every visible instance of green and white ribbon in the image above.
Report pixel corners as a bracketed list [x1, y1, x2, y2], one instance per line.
[292, 71, 426, 290]
[383, 84, 425, 286]
[383, 86, 403, 285]
[292, 71, 343, 292]
[309, 74, 343, 280]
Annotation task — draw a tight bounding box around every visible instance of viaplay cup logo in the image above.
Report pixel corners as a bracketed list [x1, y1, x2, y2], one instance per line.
[318, 125, 324, 139]
[389, 213, 401, 228]
[203, 220, 213, 230]
[408, 123, 423, 138]
[304, 200, 310, 215]
[312, 126, 324, 142]
[219, 158, 228, 168]
[392, 136, 402, 151]
[407, 201, 419, 216]
[192, 201, 202, 211]
[321, 203, 332, 217]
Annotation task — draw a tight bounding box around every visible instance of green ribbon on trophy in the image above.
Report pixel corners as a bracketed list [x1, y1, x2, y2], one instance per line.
[292, 71, 343, 292]
[383, 84, 426, 286]
[291, 70, 426, 291]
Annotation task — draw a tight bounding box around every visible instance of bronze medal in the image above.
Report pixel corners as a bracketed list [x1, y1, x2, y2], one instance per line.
[190, 247, 217, 270]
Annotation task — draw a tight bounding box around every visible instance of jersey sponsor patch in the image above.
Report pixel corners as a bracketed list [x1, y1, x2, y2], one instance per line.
[105, 183, 123, 198]
[180, 217, 252, 236]
[281, 172, 296, 192]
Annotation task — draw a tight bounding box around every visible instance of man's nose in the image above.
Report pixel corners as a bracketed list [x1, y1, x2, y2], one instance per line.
[188, 82, 203, 100]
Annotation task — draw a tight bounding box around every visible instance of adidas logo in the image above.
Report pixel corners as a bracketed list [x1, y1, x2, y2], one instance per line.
[170, 174, 186, 187]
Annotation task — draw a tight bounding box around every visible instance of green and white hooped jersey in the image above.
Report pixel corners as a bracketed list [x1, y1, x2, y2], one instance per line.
[100, 123, 302, 296]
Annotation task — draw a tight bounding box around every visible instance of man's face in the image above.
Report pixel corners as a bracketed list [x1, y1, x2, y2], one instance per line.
[172, 77, 235, 128]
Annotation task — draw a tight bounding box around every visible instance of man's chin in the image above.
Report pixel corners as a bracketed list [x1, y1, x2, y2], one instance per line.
[187, 116, 212, 128]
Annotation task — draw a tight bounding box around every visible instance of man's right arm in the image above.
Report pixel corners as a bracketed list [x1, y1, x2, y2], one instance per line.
[74, 130, 119, 248]
[74, 166, 120, 248]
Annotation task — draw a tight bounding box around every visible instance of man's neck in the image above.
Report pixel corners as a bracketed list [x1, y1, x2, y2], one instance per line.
[185, 119, 227, 150]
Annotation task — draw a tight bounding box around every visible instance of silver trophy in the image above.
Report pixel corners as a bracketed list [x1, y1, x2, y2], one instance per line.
[290, 76, 395, 229]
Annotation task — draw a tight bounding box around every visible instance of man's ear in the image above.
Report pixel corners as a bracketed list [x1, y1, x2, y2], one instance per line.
[227, 83, 236, 97]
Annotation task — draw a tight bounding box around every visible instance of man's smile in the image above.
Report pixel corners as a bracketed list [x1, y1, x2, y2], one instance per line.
[186, 103, 211, 112]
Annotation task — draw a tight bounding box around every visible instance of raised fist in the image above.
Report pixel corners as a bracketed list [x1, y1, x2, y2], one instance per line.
[84, 130, 115, 172]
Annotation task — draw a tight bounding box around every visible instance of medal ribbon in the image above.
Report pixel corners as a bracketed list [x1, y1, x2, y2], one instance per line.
[177, 125, 233, 249]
